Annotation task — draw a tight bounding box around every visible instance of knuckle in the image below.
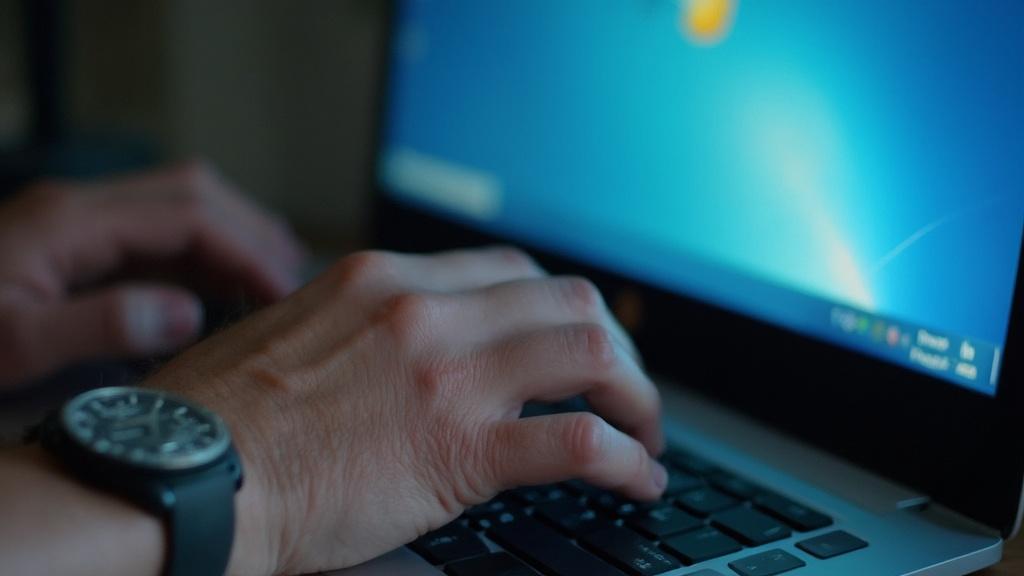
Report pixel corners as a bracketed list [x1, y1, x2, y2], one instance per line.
[559, 276, 603, 317]
[377, 292, 441, 348]
[566, 413, 607, 470]
[564, 323, 617, 371]
[413, 359, 449, 398]
[493, 246, 540, 273]
[411, 353, 473, 405]
[411, 360, 444, 397]
[329, 250, 396, 288]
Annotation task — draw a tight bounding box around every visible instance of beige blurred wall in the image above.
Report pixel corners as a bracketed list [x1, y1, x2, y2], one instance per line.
[68, 0, 386, 250]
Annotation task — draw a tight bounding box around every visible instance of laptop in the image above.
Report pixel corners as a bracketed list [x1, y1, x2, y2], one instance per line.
[338, 1, 1024, 574]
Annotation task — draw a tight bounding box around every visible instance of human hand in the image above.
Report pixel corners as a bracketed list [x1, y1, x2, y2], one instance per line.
[0, 162, 306, 388]
[146, 247, 667, 575]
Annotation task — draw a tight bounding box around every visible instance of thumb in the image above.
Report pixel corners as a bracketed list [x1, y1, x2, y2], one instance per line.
[42, 284, 204, 365]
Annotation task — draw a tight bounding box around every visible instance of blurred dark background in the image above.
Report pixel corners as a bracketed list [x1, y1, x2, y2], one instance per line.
[0, 0, 388, 251]
[0, 0, 390, 439]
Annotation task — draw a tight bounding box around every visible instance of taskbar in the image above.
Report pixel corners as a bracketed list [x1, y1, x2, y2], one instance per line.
[829, 307, 1001, 395]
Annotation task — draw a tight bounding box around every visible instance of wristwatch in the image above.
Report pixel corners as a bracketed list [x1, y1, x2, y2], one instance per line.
[40, 386, 244, 576]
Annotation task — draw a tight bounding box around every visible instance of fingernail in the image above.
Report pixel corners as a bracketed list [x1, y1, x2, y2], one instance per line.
[651, 462, 668, 493]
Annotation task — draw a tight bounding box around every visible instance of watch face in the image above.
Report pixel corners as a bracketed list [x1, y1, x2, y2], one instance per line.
[61, 387, 230, 471]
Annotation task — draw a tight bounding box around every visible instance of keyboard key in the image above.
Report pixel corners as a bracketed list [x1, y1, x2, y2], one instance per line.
[684, 571, 727, 576]
[564, 480, 656, 517]
[709, 473, 762, 501]
[580, 526, 681, 576]
[755, 493, 833, 532]
[661, 526, 742, 564]
[488, 516, 625, 576]
[592, 492, 645, 518]
[471, 507, 523, 532]
[464, 499, 515, 519]
[446, 552, 539, 576]
[728, 549, 805, 576]
[711, 507, 790, 546]
[563, 479, 606, 501]
[511, 485, 568, 506]
[665, 468, 704, 496]
[675, 488, 738, 517]
[410, 523, 489, 565]
[664, 450, 719, 476]
[797, 530, 868, 559]
[627, 506, 703, 540]
[534, 499, 610, 537]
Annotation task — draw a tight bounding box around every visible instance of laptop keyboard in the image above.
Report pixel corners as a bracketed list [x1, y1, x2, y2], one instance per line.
[409, 447, 868, 576]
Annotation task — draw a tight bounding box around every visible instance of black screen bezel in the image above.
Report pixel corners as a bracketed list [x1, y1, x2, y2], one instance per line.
[369, 2, 1024, 537]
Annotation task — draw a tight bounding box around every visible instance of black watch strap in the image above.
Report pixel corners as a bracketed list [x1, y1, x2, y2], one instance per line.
[166, 469, 237, 576]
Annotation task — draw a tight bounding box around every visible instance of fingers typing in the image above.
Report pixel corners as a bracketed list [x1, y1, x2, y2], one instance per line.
[487, 413, 668, 501]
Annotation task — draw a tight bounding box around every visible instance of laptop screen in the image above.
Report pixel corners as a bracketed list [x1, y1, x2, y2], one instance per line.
[377, 1, 1024, 396]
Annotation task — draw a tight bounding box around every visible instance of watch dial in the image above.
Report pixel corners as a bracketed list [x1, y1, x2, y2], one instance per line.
[61, 387, 230, 470]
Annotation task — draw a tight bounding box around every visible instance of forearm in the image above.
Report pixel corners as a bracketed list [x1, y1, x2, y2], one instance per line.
[0, 445, 163, 576]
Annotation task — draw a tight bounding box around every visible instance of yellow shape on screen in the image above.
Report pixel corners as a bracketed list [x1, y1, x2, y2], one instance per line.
[682, 0, 737, 45]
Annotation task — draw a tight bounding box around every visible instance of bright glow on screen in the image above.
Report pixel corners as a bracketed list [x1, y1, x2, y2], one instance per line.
[380, 0, 1024, 395]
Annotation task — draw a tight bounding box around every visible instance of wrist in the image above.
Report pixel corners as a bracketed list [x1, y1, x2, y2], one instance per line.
[0, 445, 164, 576]
[187, 377, 288, 576]
[146, 361, 302, 575]
[39, 384, 253, 576]
[226, 445, 284, 576]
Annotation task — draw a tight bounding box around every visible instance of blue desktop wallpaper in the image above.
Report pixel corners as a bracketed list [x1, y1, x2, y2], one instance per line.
[381, 0, 1024, 393]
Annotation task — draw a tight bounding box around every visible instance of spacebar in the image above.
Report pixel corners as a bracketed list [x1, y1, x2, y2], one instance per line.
[488, 516, 625, 576]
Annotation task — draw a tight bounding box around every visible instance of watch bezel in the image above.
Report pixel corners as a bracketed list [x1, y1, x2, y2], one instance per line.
[60, 386, 232, 472]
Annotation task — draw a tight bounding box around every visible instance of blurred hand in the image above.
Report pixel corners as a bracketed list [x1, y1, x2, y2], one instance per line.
[146, 248, 667, 575]
[0, 162, 306, 388]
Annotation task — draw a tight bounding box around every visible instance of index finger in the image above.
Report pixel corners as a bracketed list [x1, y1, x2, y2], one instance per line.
[486, 413, 668, 501]
[479, 323, 664, 456]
